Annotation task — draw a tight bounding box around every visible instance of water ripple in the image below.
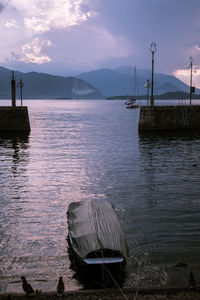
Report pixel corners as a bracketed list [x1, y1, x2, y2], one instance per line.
[1, 100, 200, 292]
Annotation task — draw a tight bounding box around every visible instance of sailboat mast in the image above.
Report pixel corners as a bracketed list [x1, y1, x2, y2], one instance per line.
[134, 66, 136, 97]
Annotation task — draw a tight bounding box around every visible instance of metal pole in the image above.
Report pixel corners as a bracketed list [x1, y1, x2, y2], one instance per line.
[150, 42, 157, 106]
[20, 85, 22, 106]
[20, 79, 23, 106]
[144, 79, 150, 106]
[147, 80, 150, 106]
[151, 51, 154, 106]
[17, 79, 24, 106]
[11, 71, 16, 107]
[190, 56, 193, 106]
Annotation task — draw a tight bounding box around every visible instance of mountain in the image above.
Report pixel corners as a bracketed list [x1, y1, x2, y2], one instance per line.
[77, 68, 133, 97]
[0, 67, 103, 99]
[1, 65, 198, 100]
[77, 66, 200, 97]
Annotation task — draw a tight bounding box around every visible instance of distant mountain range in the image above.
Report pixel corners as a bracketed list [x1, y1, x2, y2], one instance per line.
[0, 65, 198, 100]
[77, 66, 200, 97]
[0, 67, 103, 99]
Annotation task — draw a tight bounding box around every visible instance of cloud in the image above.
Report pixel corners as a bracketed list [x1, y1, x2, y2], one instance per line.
[24, 17, 50, 33]
[10, 51, 20, 60]
[0, 2, 6, 13]
[47, 25, 132, 70]
[1, 0, 200, 79]
[0, 0, 97, 67]
[12, 0, 96, 33]
[21, 38, 52, 64]
[172, 43, 200, 87]
[174, 67, 200, 88]
[72, 84, 95, 96]
[4, 19, 19, 28]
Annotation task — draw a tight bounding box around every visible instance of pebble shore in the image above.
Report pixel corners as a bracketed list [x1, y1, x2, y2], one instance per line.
[0, 287, 200, 300]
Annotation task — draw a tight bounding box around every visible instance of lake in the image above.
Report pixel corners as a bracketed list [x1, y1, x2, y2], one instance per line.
[0, 99, 200, 293]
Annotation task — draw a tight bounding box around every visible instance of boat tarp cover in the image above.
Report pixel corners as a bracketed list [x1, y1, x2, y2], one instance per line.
[67, 200, 128, 259]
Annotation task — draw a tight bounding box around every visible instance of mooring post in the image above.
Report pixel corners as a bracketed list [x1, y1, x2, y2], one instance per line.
[11, 71, 16, 107]
[189, 56, 193, 106]
[144, 79, 151, 106]
[19, 79, 24, 106]
[150, 42, 157, 106]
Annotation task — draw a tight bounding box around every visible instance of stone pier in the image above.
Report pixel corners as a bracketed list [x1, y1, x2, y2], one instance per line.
[139, 106, 200, 132]
[0, 106, 30, 132]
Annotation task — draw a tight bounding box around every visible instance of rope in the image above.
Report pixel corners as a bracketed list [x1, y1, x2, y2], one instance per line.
[95, 250, 129, 300]
[100, 251, 111, 285]
[103, 264, 129, 300]
[134, 286, 139, 300]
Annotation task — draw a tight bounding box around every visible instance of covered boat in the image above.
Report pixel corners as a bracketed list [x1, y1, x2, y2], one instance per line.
[67, 199, 128, 266]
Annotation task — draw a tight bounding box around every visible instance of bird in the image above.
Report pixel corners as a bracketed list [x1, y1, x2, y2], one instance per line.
[21, 276, 34, 295]
[57, 276, 65, 296]
[173, 262, 188, 269]
[189, 271, 196, 289]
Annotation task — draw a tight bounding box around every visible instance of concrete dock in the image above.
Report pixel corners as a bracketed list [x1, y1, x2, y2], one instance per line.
[0, 107, 30, 132]
[138, 106, 200, 132]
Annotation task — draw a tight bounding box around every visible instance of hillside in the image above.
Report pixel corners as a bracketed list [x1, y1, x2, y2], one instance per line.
[0, 67, 103, 99]
[77, 66, 200, 97]
[107, 92, 200, 100]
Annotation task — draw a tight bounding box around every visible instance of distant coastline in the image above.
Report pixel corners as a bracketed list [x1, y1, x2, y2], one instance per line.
[56, 97, 73, 100]
[106, 91, 200, 100]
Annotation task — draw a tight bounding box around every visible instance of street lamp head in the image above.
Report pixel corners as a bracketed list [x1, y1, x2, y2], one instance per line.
[144, 79, 151, 88]
[150, 42, 157, 53]
[19, 79, 24, 88]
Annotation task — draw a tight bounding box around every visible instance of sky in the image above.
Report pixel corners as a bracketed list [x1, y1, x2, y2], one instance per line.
[1, 0, 200, 86]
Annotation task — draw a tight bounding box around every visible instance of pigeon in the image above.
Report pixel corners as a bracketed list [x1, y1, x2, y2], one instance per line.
[189, 271, 196, 289]
[57, 276, 65, 296]
[21, 276, 34, 295]
[173, 262, 188, 269]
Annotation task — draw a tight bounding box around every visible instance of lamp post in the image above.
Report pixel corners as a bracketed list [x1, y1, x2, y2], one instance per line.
[150, 42, 157, 106]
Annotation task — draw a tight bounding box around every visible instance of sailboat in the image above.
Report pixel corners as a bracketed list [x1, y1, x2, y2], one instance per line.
[125, 66, 140, 109]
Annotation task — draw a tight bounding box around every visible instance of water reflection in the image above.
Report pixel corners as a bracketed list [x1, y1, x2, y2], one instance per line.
[139, 129, 200, 139]
[137, 132, 200, 286]
[0, 132, 30, 176]
[0, 133, 29, 168]
[0, 132, 30, 199]
[0, 132, 30, 293]
[1, 100, 200, 292]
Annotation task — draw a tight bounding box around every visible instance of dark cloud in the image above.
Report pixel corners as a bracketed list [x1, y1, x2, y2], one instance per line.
[1, 0, 200, 79]
[0, 2, 5, 13]
[10, 51, 20, 60]
[87, 0, 200, 74]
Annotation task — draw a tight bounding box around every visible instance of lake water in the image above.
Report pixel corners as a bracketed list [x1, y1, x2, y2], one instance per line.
[0, 99, 200, 293]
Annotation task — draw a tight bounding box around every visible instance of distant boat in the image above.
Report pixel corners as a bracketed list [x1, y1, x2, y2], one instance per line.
[67, 199, 128, 266]
[125, 66, 140, 109]
[125, 97, 140, 109]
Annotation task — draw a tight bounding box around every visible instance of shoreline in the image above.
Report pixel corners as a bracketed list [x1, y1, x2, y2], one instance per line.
[0, 287, 200, 299]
